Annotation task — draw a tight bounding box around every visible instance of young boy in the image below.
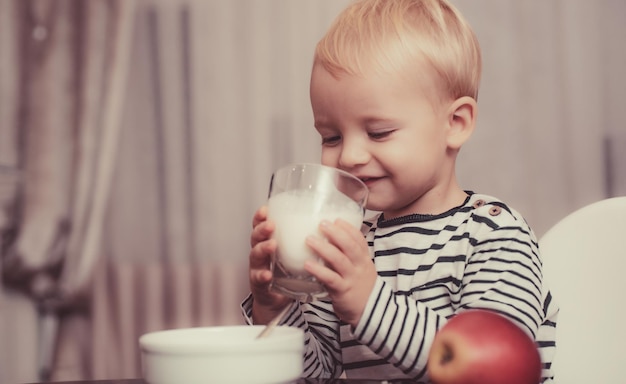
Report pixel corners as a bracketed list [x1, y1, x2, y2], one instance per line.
[243, 0, 558, 382]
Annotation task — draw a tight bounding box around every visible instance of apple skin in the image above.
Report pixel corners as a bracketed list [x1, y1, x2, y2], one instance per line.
[427, 309, 542, 384]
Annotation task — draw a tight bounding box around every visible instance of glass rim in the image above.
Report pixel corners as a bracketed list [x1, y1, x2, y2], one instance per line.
[273, 162, 368, 192]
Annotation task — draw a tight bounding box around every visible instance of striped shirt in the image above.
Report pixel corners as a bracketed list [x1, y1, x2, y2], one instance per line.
[242, 192, 558, 382]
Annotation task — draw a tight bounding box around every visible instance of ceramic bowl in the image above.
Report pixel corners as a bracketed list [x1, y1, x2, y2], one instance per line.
[139, 325, 304, 384]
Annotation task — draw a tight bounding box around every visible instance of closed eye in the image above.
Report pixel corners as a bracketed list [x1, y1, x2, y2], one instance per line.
[368, 130, 395, 140]
[321, 135, 341, 146]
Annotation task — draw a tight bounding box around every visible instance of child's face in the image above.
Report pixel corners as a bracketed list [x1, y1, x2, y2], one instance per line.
[310, 64, 457, 218]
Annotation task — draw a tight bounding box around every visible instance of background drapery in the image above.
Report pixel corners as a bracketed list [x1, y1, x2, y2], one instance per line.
[1, 0, 625, 382]
[0, 0, 135, 381]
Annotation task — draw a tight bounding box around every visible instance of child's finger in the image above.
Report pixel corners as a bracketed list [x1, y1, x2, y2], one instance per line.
[250, 267, 273, 285]
[250, 220, 275, 247]
[304, 256, 342, 289]
[318, 219, 365, 260]
[335, 218, 366, 244]
[249, 239, 276, 269]
[252, 205, 269, 227]
[305, 233, 351, 276]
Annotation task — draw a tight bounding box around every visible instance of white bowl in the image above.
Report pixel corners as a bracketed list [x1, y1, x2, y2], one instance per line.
[139, 325, 304, 384]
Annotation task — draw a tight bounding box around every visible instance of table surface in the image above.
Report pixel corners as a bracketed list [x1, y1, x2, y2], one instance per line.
[27, 379, 399, 384]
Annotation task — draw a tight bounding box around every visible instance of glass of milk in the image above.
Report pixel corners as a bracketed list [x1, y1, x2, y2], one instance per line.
[267, 163, 368, 302]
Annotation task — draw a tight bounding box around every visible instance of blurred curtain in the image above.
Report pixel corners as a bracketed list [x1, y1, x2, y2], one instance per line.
[0, 0, 342, 380]
[85, 0, 349, 379]
[0, 0, 134, 382]
[1, 0, 625, 382]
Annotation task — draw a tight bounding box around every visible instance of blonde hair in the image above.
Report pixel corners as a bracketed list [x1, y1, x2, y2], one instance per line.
[314, 0, 482, 101]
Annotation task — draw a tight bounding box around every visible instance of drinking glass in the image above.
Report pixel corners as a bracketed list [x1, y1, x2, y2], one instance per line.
[267, 163, 368, 302]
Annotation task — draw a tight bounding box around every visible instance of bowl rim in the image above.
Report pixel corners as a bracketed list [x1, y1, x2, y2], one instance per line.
[139, 325, 304, 355]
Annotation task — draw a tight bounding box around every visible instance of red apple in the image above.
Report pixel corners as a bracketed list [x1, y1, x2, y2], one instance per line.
[427, 309, 541, 384]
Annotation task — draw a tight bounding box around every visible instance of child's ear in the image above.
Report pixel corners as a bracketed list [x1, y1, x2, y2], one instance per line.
[446, 96, 477, 150]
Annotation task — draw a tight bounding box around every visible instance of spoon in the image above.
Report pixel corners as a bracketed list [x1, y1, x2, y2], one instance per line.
[256, 304, 291, 339]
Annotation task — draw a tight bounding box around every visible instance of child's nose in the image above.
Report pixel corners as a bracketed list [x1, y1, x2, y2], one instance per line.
[339, 139, 370, 168]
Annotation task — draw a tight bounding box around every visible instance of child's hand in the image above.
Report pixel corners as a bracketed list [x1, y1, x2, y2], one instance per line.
[249, 206, 292, 324]
[305, 219, 377, 327]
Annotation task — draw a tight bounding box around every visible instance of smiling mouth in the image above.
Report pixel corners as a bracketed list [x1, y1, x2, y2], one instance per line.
[359, 176, 382, 185]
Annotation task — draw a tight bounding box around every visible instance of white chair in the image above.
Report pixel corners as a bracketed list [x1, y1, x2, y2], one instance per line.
[539, 197, 626, 383]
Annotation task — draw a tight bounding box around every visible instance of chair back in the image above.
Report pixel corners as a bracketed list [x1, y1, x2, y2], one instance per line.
[539, 197, 626, 383]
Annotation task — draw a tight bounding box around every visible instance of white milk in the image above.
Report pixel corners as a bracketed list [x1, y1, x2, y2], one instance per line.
[267, 189, 364, 275]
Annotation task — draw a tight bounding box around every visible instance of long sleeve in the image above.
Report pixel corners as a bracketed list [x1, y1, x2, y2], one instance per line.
[339, 194, 555, 381]
[241, 193, 557, 382]
[459, 214, 544, 338]
[347, 278, 443, 380]
[241, 295, 343, 378]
